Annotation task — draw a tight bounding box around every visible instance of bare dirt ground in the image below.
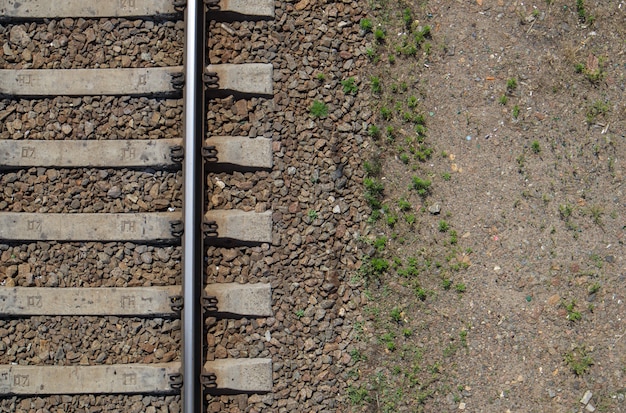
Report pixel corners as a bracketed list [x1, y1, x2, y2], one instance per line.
[347, 0, 625, 411]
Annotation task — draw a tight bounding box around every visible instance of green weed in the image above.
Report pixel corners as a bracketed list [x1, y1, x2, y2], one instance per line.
[438, 220, 449, 232]
[374, 27, 386, 42]
[564, 346, 593, 375]
[368, 124, 381, 139]
[371, 76, 382, 94]
[347, 385, 370, 405]
[531, 140, 541, 154]
[360, 18, 373, 32]
[342, 77, 359, 94]
[410, 176, 431, 196]
[506, 77, 517, 92]
[310, 100, 328, 118]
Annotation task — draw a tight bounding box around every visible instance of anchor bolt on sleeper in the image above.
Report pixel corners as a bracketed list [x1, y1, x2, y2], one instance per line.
[203, 71, 219, 89]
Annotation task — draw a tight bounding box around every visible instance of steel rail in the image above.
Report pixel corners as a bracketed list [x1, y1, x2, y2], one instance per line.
[183, 0, 205, 412]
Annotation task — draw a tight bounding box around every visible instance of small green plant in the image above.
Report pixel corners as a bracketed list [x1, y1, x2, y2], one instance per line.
[316, 72, 326, 81]
[402, 328, 412, 337]
[399, 153, 410, 164]
[295, 309, 305, 318]
[380, 106, 392, 120]
[402, 8, 412, 30]
[385, 126, 395, 140]
[410, 176, 431, 196]
[307, 209, 318, 220]
[585, 100, 609, 125]
[459, 330, 468, 348]
[390, 307, 402, 322]
[564, 299, 582, 321]
[574, 63, 585, 73]
[455, 283, 466, 293]
[368, 124, 381, 139]
[512, 105, 520, 119]
[399, 81, 408, 92]
[370, 76, 382, 94]
[350, 348, 366, 362]
[373, 236, 387, 252]
[364, 177, 384, 209]
[442, 172, 451, 181]
[365, 47, 378, 62]
[506, 77, 518, 92]
[309, 100, 328, 118]
[590, 253, 603, 269]
[531, 140, 541, 154]
[559, 203, 573, 219]
[347, 385, 370, 405]
[589, 205, 603, 226]
[499, 94, 508, 105]
[576, 0, 593, 23]
[438, 220, 449, 232]
[386, 213, 398, 228]
[564, 346, 593, 375]
[449, 230, 458, 245]
[588, 282, 601, 294]
[363, 158, 382, 177]
[374, 27, 386, 42]
[397, 198, 411, 211]
[407, 95, 418, 108]
[388, 54, 395, 64]
[359, 18, 373, 33]
[405, 214, 416, 225]
[441, 278, 452, 290]
[341, 77, 358, 94]
[361, 256, 389, 281]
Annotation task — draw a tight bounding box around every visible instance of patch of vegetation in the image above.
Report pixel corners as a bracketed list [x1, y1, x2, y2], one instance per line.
[364, 157, 382, 177]
[307, 209, 318, 220]
[370, 76, 382, 94]
[576, 0, 594, 24]
[531, 140, 541, 154]
[364, 177, 385, 210]
[397, 198, 411, 211]
[438, 220, 449, 232]
[410, 176, 431, 196]
[316, 72, 325, 81]
[347, 384, 370, 405]
[506, 77, 517, 92]
[361, 256, 390, 282]
[499, 94, 508, 105]
[381, 106, 392, 120]
[374, 27, 386, 42]
[512, 105, 520, 119]
[368, 124, 381, 139]
[360, 18, 373, 33]
[585, 100, 609, 125]
[341, 77, 359, 94]
[564, 346, 594, 375]
[374, 236, 387, 252]
[309, 100, 328, 118]
[564, 299, 582, 321]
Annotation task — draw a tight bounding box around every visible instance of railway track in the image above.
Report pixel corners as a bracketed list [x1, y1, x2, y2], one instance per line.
[0, 0, 275, 411]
